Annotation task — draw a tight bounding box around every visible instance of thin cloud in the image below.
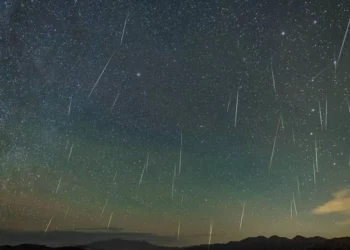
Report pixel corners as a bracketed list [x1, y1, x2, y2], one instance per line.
[313, 189, 350, 215]
[0, 229, 180, 247]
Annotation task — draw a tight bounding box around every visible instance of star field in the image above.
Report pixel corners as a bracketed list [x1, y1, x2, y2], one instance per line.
[1, 0, 350, 247]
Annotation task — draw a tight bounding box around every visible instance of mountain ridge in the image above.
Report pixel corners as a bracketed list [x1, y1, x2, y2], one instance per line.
[1, 235, 350, 250]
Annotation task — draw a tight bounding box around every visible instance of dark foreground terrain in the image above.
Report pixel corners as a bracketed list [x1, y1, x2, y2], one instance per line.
[2, 236, 350, 250]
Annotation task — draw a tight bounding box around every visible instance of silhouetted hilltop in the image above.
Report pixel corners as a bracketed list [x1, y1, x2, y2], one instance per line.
[309, 237, 350, 250]
[185, 235, 327, 250]
[0, 245, 82, 250]
[2, 235, 350, 250]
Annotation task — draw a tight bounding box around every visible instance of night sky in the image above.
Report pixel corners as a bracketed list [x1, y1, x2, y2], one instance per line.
[1, 0, 350, 247]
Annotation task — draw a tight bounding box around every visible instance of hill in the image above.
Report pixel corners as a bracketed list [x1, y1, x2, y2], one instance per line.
[2, 235, 350, 250]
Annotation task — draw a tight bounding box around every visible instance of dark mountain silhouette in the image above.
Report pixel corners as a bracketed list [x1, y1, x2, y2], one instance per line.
[0, 245, 82, 250]
[185, 235, 328, 250]
[2, 235, 350, 250]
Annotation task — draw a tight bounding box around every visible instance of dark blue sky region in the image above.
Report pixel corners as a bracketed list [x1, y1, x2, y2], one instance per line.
[1, 0, 350, 247]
